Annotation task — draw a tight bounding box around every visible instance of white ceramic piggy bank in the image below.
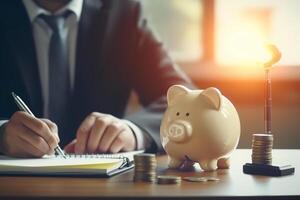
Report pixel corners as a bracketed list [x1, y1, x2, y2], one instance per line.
[160, 85, 240, 171]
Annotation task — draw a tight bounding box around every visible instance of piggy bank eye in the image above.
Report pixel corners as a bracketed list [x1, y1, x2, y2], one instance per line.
[176, 112, 180, 116]
[186, 112, 190, 117]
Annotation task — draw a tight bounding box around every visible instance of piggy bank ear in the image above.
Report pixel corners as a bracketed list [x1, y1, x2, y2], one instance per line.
[167, 85, 189, 106]
[200, 87, 222, 110]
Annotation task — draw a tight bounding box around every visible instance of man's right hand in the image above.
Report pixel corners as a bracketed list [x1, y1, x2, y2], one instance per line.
[0, 111, 59, 157]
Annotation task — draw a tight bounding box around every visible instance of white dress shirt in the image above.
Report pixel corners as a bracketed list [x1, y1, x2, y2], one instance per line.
[22, 0, 82, 116]
[20, 0, 148, 150]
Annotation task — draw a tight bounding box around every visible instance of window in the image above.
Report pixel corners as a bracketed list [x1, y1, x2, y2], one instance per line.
[216, 0, 300, 68]
[139, 0, 203, 62]
[139, 0, 300, 79]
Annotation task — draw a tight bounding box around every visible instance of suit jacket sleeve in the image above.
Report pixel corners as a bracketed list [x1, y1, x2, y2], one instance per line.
[124, 2, 194, 153]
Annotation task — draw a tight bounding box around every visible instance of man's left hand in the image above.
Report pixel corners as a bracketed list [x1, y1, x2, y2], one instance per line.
[64, 112, 136, 154]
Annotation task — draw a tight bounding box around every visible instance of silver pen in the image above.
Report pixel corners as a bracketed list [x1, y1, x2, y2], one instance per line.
[12, 92, 67, 158]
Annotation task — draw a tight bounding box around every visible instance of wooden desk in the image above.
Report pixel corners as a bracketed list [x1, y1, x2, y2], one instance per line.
[0, 149, 299, 200]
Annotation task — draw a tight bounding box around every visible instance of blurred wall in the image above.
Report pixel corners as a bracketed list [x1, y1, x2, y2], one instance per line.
[237, 104, 300, 149]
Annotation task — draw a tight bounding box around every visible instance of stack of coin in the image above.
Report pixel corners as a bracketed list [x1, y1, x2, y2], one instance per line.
[157, 175, 181, 184]
[251, 133, 273, 165]
[133, 153, 157, 182]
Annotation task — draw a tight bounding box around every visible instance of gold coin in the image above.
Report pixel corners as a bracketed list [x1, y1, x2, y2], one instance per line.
[157, 175, 181, 184]
[252, 157, 272, 160]
[252, 145, 273, 148]
[134, 166, 157, 169]
[252, 153, 272, 156]
[252, 154, 272, 157]
[252, 161, 272, 165]
[252, 153, 271, 156]
[252, 138, 273, 142]
[134, 153, 156, 158]
[183, 177, 207, 182]
[252, 144, 273, 147]
[253, 144, 273, 147]
[205, 177, 220, 181]
[252, 152, 272, 155]
[252, 159, 272, 162]
[252, 150, 272, 153]
[252, 156, 272, 159]
[252, 145, 273, 147]
[252, 133, 274, 138]
[134, 178, 156, 182]
[134, 163, 156, 166]
[252, 149, 272, 152]
[252, 142, 273, 145]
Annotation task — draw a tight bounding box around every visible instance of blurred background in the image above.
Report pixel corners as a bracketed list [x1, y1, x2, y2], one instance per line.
[127, 0, 300, 149]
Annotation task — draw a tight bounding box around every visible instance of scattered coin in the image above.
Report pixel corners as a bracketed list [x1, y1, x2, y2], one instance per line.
[157, 175, 181, 184]
[205, 177, 220, 181]
[182, 177, 207, 182]
[133, 154, 157, 183]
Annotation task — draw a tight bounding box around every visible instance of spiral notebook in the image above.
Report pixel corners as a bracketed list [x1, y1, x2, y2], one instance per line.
[0, 150, 143, 177]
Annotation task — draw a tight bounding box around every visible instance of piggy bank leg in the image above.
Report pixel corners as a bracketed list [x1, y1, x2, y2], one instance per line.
[199, 159, 218, 171]
[168, 156, 184, 169]
[217, 157, 230, 169]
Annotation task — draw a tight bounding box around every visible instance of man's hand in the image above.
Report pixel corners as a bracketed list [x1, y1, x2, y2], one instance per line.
[0, 111, 59, 157]
[64, 112, 136, 154]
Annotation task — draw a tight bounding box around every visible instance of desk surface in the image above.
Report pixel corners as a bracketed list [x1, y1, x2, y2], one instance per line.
[0, 149, 299, 200]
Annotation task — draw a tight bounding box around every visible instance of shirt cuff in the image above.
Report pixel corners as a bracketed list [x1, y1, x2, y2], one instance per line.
[122, 120, 151, 150]
[0, 120, 8, 127]
[0, 120, 8, 154]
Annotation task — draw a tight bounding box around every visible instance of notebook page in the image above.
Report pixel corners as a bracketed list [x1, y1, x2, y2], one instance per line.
[0, 156, 121, 168]
[0, 150, 143, 168]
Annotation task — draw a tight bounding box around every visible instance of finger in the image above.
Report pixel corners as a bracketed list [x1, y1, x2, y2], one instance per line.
[87, 117, 111, 153]
[3, 133, 29, 158]
[109, 136, 124, 153]
[98, 123, 123, 153]
[19, 139, 46, 158]
[64, 139, 76, 153]
[14, 112, 47, 133]
[41, 119, 60, 143]
[17, 133, 47, 158]
[90, 112, 110, 118]
[18, 125, 50, 155]
[17, 113, 57, 150]
[75, 115, 96, 154]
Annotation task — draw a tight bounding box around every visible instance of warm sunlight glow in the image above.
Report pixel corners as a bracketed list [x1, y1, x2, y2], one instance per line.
[216, 5, 276, 69]
[262, 44, 282, 69]
[219, 25, 269, 65]
[217, 0, 300, 67]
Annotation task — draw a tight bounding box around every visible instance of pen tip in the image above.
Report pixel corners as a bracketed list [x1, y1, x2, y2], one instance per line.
[11, 92, 17, 98]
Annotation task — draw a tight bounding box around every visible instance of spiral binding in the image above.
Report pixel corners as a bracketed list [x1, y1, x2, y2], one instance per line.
[54, 154, 131, 169]
[55, 153, 125, 159]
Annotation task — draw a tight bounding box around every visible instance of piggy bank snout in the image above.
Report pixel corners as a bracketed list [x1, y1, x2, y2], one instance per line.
[167, 120, 192, 143]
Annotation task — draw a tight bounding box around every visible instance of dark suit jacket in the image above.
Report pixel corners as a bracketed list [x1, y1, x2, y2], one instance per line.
[0, 0, 191, 152]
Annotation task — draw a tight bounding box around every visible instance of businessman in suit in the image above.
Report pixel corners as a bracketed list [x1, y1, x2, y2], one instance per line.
[0, 0, 191, 157]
